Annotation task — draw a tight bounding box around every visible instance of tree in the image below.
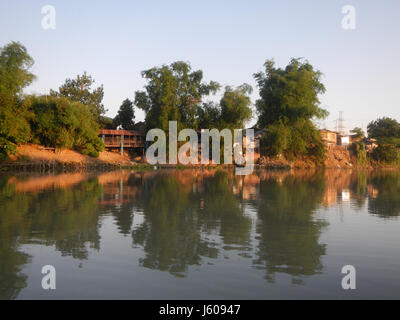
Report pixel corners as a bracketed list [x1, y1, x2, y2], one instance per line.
[51, 71, 106, 119]
[134, 61, 220, 131]
[350, 127, 365, 139]
[254, 58, 327, 127]
[29, 95, 104, 157]
[372, 144, 399, 164]
[197, 102, 222, 130]
[197, 84, 253, 130]
[0, 42, 35, 159]
[220, 84, 253, 129]
[113, 98, 135, 130]
[254, 58, 328, 160]
[367, 117, 400, 145]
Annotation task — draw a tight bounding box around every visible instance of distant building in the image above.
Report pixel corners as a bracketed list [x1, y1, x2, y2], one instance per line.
[349, 134, 362, 144]
[99, 129, 146, 155]
[338, 135, 350, 146]
[320, 129, 338, 146]
[363, 138, 378, 152]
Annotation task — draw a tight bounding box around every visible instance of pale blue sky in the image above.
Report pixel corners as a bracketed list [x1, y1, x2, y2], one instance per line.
[1, 0, 399, 132]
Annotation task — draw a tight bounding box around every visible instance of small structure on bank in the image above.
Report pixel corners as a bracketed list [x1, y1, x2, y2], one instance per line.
[320, 129, 339, 147]
[99, 129, 146, 155]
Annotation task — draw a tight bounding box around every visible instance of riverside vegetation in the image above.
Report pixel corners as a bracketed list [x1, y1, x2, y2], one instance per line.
[0, 41, 399, 167]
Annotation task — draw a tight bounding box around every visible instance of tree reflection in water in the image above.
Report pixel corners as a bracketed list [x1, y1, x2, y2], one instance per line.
[1, 169, 400, 298]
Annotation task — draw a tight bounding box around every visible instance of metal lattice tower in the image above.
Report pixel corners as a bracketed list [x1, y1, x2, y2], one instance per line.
[335, 111, 345, 135]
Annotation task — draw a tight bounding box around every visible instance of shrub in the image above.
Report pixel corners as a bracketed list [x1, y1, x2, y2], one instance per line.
[353, 142, 368, 166]
[372, 144, 399, 164]
[29, 95, 104, 157]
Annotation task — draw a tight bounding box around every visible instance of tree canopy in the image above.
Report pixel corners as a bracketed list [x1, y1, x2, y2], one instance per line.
[0, 42, 35, 159]
[29, 95, 104, 157]
[254, 58, 327, 127]
[114, 98, 135, 130]
[134, 61, 220, 131]
[368, 117, 400, 141]
[254, 58, 328, 161]
[350, 127, 365, 139]
[50, 71, 106, 119]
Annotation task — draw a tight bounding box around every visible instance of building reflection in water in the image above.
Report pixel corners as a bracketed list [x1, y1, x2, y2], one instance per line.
[1, 168, 400, 298]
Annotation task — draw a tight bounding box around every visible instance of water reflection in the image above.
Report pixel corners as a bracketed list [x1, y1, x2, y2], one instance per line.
[1, 169, 400, 299]
[253, 172, 328, 284]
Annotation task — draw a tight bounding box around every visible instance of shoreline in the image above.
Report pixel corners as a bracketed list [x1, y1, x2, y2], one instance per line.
[1, 143, 399, 173]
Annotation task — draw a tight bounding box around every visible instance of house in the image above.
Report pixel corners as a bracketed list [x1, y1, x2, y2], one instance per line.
[320, 129, 338, 146]
[349, 134, 362, 144]
[337, 135, 350, 146]
[363, 138, 378, 153]
[99, 129, 146, 155]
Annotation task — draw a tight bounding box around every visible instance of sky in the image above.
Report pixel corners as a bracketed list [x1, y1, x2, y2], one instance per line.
[1, 0, 399, 133]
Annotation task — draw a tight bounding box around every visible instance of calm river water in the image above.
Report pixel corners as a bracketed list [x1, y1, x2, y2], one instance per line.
[0, 169, 399, 299]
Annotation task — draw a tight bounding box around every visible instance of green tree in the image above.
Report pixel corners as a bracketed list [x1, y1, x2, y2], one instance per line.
[134, 61, 220, 131]
[367, 117, 400, 147]
[372, 144, 399, 164]
[254, 58, 328, 160]
[220, 84, 253, 129]
[51, 71, 106, 120]
[0, 42, 35, 159]
[368, 117, 400, 139]
[350, 127, 365, 139]
[113, 98, 135, 130]
[29, 95, 104, 157]
[197, 102, 222, 129]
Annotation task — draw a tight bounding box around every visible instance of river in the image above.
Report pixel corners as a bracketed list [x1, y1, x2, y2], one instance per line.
[0, 169, 399, 299]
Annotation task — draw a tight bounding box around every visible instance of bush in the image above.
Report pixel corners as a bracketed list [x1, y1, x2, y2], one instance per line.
[260, 119, 325, 163]
[28, 95, 104, 157]
[372, 144, 399, 164]
[352, 142, 368, 166]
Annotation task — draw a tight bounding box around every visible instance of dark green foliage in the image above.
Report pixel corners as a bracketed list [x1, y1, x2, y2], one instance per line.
[0, 42, 35, 159]
[133, 121, 146, 132]
[372, 144, 399, 164]
[219, 84, 252, 130]
[134, 61, 220, 131]
[352, 142, 367, 166]
[29, 95, 104, 157]
[261, 119, 325, 162]
[50, 71, 106, 120]
[197, 102, 222, 130]
[368, 117, 400, 140]
[368, 117, 400, 164]
[113, 98, 135, 130]
[254, 58, 328, 162]
[99, 116, 116, 129]
[350, 127, 365, 139]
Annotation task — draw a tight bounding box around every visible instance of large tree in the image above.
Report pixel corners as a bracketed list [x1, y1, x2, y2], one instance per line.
[134, 61, 220, 131]
[114, 98, 135, 130]
[219, 84, 253, 129]
[51, 71, 106, 119]
[367, 117, 400, 140]
[254, 58, 328, 160]
[0, 42, 35, 159]
[197, 84, 253, 130]
[254, 58, 327, 127]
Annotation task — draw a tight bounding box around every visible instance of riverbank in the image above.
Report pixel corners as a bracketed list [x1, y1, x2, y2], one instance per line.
[1, 144, 398, 172]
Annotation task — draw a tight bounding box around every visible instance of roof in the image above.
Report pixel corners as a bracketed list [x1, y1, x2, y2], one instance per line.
[319, 129, 339, 134]
[99, 129, 145, 136]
